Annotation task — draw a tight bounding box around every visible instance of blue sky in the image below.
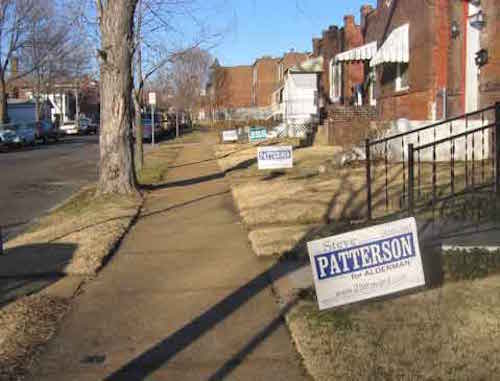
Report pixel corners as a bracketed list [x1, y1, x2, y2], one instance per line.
[212, 0, 376, 66]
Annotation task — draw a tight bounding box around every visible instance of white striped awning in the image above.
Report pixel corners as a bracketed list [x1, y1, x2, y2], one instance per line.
[335, 41, 378, 63]
[370, 23, 409, 67]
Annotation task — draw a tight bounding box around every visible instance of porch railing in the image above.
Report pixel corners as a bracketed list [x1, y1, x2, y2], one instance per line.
[365, 103, 498, 220]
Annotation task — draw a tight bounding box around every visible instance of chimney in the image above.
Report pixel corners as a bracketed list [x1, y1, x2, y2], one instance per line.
[312, 38, 321, 57]
[344, 15, 355, 29]
[361, 5, 373, 31]
[11, 57, 18, 78]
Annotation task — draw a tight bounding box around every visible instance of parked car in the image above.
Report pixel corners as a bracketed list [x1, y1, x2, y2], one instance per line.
[11, 123, 36, 146]
[132, 119, 163, 142]
[60, 120, 79, 135]
[0, 128, 16, 151]
[132, 119, 162, 142]
[79, 117, 98, 135]
[35, 120, 59, 143]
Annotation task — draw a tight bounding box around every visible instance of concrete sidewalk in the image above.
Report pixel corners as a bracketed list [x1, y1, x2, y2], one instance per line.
[29, 134, 308, 380]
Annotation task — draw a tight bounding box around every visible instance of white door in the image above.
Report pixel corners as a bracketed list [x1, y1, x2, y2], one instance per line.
[466, 3, 480, 113]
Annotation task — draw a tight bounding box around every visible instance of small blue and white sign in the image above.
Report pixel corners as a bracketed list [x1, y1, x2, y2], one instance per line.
[257, 146, 293, 170]
[308, 217, 425, 310]
[249, 126, 268, 142]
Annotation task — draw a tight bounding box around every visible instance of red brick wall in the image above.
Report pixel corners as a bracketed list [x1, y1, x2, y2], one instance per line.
[215, 66, 253, 109]
[342, 16, 365, 103]
[252, 57, 279, 107]
[280, 52, 310, 74]
[325, 105, 378, 146]
[312, 26, 342, 102]
[479, 0, 500, 109]
[365, 0, 440, 121]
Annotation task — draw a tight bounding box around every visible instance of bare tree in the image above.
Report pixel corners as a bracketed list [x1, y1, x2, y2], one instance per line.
[131, 0, 226, 173]
[0, 0, 43, 122]
[22, 1, 81, 122]
[169, 47, 211, 127]
[95, 0, 138, 195]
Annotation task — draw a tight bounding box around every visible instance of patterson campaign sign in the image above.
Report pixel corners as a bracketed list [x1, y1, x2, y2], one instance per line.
[257, 146, 293, 170]
[308, 218, 425, 310]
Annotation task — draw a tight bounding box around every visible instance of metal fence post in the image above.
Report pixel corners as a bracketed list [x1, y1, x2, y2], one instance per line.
[365, 139, 372, 220]
[0, 226, 3, 255]
[408, 144, 415, 216]
[496, 102, 500, 197]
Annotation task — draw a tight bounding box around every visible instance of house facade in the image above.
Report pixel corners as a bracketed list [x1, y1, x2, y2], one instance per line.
[207, 52, 310, 121]
[275, 56, 323, 130]
[251, 57, 279, 108]
[325, 0, 498, 124]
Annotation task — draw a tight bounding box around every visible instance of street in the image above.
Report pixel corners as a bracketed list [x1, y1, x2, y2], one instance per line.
[0, 135, 99, 239]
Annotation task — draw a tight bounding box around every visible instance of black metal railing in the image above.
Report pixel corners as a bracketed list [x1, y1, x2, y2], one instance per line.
[365, 103, 498, 220]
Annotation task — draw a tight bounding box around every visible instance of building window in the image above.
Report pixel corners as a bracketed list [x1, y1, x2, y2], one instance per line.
[395, 62, 409, 92]
[330, 61, 342, 102]
[369, 68, 377, 106]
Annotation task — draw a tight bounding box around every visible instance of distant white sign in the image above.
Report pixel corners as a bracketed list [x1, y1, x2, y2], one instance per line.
[222, 129, 238, 142]
[257, 146, 293, 170]
[148, 92, 156, 105]
[308, 217, 425, 310]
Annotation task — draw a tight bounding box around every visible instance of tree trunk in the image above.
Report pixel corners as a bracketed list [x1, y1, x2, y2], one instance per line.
[0, 75, 9, 124]
[96, 0, 138, 195]
[133, 89, 143, 173]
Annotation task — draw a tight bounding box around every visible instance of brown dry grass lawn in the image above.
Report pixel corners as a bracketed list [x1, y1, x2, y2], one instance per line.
[288, 271, 500, 381]
[0, 295, 69, 381]
[216, 139, 497, 257]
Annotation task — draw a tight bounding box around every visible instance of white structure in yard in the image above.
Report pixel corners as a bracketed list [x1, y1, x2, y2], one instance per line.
[272, 56, 323, 136]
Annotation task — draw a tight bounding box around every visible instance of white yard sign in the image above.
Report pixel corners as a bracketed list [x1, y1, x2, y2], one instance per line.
[222, 129, 238, 142]
[257, 146, 293, 170]
[148, 92, 156, 105]
[308, 217, 425, 310]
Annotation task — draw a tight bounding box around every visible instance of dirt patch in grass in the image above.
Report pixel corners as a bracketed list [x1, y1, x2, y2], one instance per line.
[0, 295, 70, 381]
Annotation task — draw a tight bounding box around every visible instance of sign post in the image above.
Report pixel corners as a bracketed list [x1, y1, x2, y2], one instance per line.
[148, 92, 156, 146]
[307, 217, 425, 310]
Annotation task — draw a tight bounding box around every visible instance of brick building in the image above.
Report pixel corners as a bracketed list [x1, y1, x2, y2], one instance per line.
[277, 52, 310, 85]
[312, 25, 342, 103]
[322, 0, 499, 124]
[208, 52, 310, 121]
[447, 0, 500, 116]
[251, 56, 279, 107]
[206, 60, 253, 119]
[312, 13, 371, 108]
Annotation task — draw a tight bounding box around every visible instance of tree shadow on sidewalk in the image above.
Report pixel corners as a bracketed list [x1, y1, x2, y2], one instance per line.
[0, 243, 78, 308]
[141, 158, 257, 192]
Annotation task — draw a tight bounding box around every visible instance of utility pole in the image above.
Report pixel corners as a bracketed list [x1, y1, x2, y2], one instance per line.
[151, 104, 155, 146]
[176, 110, 179, 138]
[149, 92, 156, 146]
